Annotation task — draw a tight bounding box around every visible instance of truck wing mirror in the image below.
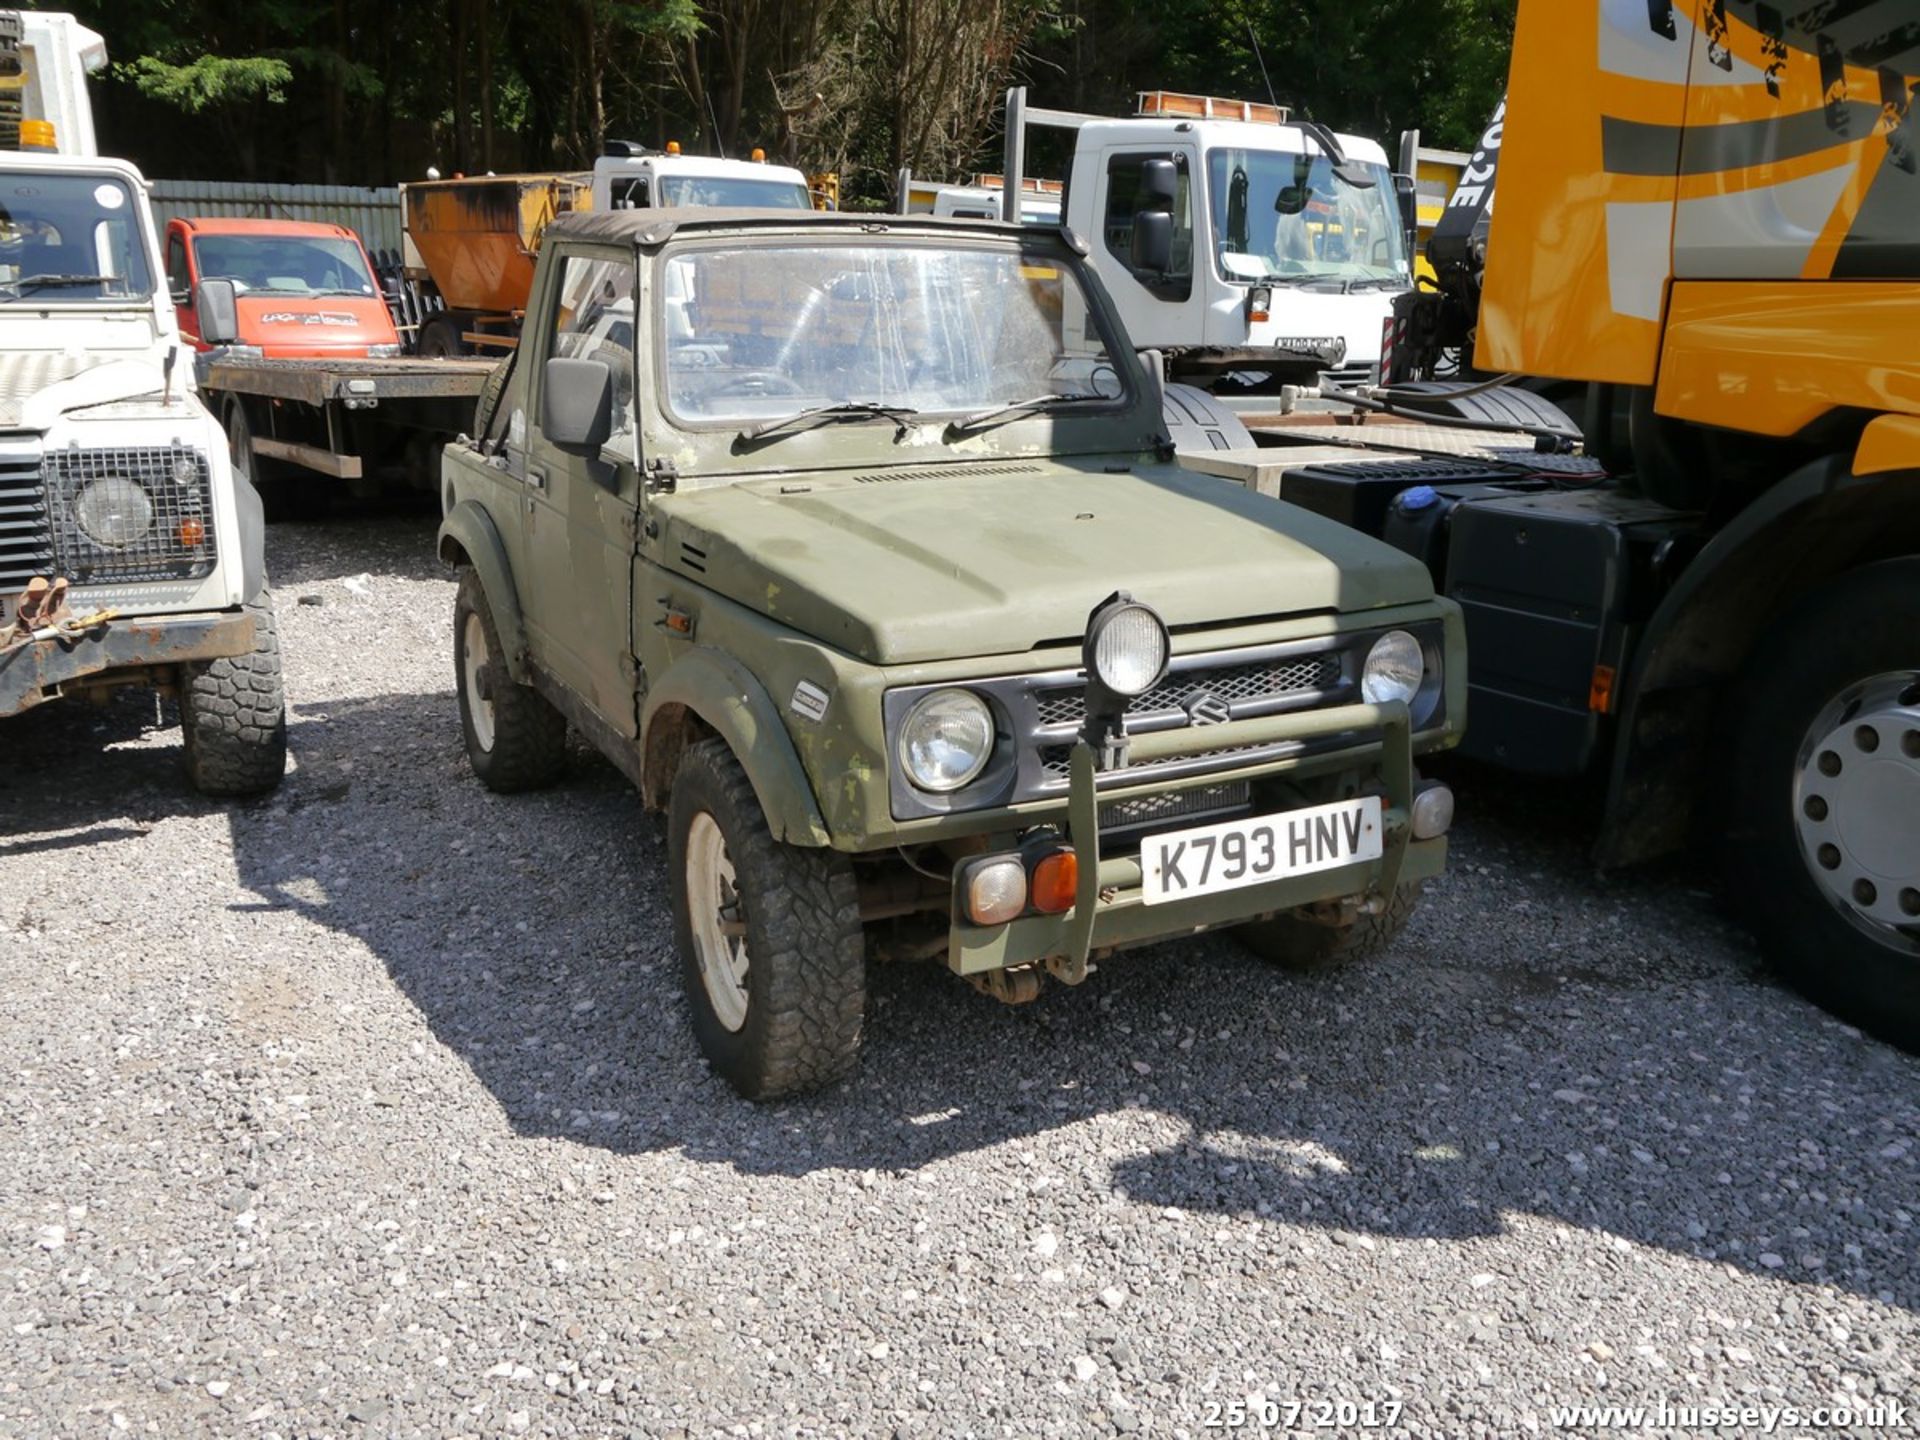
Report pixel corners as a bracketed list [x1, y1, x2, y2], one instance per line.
[541, 356, 614, 455]
[1393, 173, 1418, 242]
[194, 279, 240, 346]
[1138, 158, 1178, 209]
[1130, 210, 1174, 275]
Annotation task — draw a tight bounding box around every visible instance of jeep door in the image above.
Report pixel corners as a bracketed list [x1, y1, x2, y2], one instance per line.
[519, 246, 642, 736]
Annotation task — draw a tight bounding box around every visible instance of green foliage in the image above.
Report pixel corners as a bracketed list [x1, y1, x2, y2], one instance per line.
[120, 54, 294, 112]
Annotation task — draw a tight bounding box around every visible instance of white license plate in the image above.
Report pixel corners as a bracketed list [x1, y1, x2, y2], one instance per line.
[1139, 796, 1383, 906]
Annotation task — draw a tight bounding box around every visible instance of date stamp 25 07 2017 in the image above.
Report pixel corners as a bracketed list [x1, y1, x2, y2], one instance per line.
[1199, 1397, 1404, 1430]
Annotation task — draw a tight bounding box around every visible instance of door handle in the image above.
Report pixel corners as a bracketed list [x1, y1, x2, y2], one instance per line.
[527, 466, 548, 491]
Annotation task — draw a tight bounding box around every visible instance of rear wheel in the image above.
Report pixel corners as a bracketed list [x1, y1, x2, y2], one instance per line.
[1723, 560, 1920, 1049]
[419, 315, 469, 358]
[1236, 881, 1424, 970]
[668, 738, 865, 1100]
[228, 400, 327, 522]
[453, 571, 566, 792]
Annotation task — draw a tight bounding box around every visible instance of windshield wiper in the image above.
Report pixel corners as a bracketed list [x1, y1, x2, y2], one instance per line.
[738, 401, 920, 443]
[8, 274, 122, 295]
[947, 393, 1108, 434]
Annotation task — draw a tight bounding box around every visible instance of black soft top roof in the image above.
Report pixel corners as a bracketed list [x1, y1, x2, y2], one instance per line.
[546, 207, 1084, 253]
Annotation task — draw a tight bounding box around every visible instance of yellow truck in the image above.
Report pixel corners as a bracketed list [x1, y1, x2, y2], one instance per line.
[1247, 0, 1920, 1046]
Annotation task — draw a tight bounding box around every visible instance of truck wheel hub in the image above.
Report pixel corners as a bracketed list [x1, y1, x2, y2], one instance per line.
[1793, 673, 1920, 939]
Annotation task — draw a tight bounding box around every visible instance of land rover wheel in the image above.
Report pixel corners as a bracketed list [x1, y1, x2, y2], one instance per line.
[453, 571, 566, 792]
[1235, 882, 1424, 971]
[668, 738, 865, 1100]
[1724, 560, 1920, 1050]
[180, 593, 288, 797]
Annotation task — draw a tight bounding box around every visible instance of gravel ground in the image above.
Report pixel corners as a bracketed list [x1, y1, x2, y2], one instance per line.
[2, 508, 1917, 1440]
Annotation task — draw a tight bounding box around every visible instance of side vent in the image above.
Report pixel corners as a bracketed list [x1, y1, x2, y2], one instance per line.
[852, 463, 1044, 484]
[679, 542, 707, 573]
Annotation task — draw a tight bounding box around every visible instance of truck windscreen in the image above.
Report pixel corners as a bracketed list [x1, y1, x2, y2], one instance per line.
[656, 176, 810, 210]
[0, 172, 153, 302]
[1207, 150, 1407, 285]
[193, 234, 378, 297]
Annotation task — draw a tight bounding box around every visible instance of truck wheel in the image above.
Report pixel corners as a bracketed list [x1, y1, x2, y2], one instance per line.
[180, 593, 289, 797]
[668, 738, 865, 1100]
[1235, 882, 1424, 970]
[228, 401, 327, 522]
[419, 316, 468, 358]
[453, 571, 566, 792]
[1723, 560, 1920, 1050]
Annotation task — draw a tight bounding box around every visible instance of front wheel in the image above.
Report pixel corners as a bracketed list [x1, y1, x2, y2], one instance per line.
[668, 738, 865, 1100]
[1723, 561, 1920, 1049]
[180, 594, 288, 797]
[453, 571, 566, 792]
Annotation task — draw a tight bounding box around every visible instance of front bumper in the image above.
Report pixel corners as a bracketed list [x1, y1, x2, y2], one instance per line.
[0, 608, 255, 716]
[948, 699, 1441, 975]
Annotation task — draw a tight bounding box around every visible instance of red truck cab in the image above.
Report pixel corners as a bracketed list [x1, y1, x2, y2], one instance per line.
[166, 216, 402, 357]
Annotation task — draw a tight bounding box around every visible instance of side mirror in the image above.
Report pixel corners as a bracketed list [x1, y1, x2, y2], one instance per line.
[1130, 210, 1174, 274]
[194, 279, 239, 346]
[541, 356, 614, 454]
[1394, 172, 1419, 249]
[1137, 158, 1178, 210]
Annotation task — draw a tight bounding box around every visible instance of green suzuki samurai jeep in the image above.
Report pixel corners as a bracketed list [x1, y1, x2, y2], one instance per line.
[438, 209, 1464, 1099]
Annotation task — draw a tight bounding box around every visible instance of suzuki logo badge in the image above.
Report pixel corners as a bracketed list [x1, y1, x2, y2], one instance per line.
[1186, 692, 1231, 727]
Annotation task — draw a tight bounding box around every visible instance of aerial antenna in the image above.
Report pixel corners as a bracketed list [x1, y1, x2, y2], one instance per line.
[704, 89, 728, 159]
[1247, 22, 1280, 111]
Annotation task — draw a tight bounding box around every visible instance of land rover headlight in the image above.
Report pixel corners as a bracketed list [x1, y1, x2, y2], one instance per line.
[74, 477, 154, 548]
[898, 688, 994, 792]
[1085, 593, 1170, 699]
[1362, 629, 1424, 706]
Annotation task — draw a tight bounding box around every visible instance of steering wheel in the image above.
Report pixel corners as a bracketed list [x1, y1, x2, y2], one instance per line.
[711, 370, 806, 397]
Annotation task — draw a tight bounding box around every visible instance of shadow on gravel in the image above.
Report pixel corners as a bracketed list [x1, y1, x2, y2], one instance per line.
[0, 689, 204, 853]
[182, 685, 1920, 1315]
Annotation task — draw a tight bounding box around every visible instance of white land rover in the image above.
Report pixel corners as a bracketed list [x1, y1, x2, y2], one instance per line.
[0, 149, 286, 794]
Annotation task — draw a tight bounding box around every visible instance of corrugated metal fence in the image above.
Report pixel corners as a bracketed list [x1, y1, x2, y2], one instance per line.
[148, 180, 404, 252]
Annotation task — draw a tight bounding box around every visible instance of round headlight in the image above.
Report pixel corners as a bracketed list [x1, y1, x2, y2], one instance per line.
[75, 477, 154, 548]
[1362, 629, 1425, 706]
[898, 688, 994, 793]
[1087, 599, 1170, 698]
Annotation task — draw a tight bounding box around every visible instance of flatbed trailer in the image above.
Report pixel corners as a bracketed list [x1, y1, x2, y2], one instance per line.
[199, 354, 496, 504]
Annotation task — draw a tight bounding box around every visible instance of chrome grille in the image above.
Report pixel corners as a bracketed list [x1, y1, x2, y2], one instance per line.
[45, 445, 217, 584]
[1033, 651, 1341, 730]
[0, 446, 52, 591]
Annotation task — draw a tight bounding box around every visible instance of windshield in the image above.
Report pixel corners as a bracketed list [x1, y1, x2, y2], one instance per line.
[1207, 149, 1407, 283]
[192, 233, 377, 297]
[662, 240, 1126, 424]
[656, 175, 811, 210]
[0, 172, 154, 302]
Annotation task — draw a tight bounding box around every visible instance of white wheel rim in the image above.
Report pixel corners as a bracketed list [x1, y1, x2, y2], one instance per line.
[1792, 671, 1920, 949]
[462, 611, 496, 753]
[686, 811, 751, 1032]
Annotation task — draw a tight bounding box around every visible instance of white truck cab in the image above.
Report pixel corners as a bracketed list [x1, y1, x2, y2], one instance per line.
[1003, 89, 1416, 388]
[0, 13, 285, 794]
[902, 174, 1062, 225]
[594, 142, 813, 212]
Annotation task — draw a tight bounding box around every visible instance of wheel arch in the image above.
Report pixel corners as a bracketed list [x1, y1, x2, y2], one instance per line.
[641, 649, 833, 848]
[1598, 454, 1920, 867]
[438, 500, 530, 683]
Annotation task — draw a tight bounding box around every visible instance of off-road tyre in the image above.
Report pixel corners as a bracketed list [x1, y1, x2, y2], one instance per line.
[180, 593, 288, 797]
[1235, 881, 1424, 971]
[668, 738, 865, 1100]
[1721, 560, 1920, 1051]
[453, 570, 566, 793]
